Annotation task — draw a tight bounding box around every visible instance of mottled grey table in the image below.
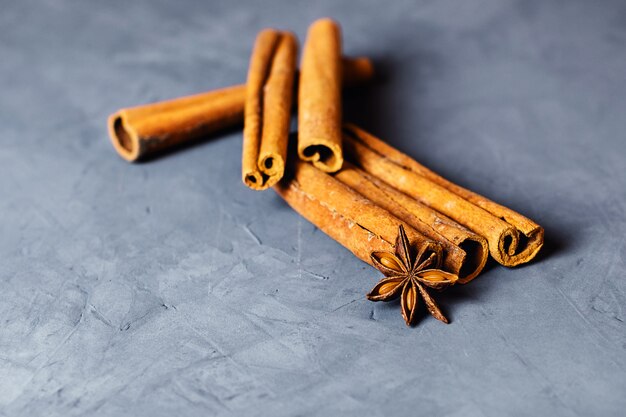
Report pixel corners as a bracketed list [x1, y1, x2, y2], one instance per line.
[1, 1, 625, 416]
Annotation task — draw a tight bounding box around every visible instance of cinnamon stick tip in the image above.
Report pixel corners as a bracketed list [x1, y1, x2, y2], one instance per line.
[299, 142, 343, 173]
[107, 112, 140, 162]
[259, 27, 280, 36]
[243, 154, 285, 191]
[456, 236, 489, 284]
[311, 17, 340, 29]
[494, 225, 544, 267]
[259, 154, 284, 177]
[243, 171, 267, 190]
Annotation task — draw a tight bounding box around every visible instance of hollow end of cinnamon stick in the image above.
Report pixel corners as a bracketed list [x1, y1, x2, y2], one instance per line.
[108, 112, 141, 162]
[244, 171, 268, 189]
[259, 154, 282, 176]
[496, 225, 544, 267]
[457, 237, 489, 283]
[243, 153, 286, 190]
[300, 142, 343, 173]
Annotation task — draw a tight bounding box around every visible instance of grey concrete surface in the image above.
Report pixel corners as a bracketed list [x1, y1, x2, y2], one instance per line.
[1, 0, 625, 416]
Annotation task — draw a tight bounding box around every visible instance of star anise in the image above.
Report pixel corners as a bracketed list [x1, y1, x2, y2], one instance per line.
[367, 225, 459, 326]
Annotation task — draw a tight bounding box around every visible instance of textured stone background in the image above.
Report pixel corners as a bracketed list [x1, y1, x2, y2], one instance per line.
[1, 0, 625, 416]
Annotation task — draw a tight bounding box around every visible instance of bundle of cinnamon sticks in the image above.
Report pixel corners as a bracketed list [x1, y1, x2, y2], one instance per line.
[108, 18, 543, 326]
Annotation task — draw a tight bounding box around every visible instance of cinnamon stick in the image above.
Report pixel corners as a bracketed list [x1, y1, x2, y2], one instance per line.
[108, 57, 373, 162]
[108, 85, 245, 162]
[274, 160, 444, 269]
[242, 29, 297, 190]
[334, 163, 488, 283]
[343, 124, 544, 267]
[298, 18, 343, 173]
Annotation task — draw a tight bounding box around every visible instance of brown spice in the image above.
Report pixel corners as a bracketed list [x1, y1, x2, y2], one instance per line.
[335, 162, 488, 283]
[343, 124, 544, 267]
[108, 85, 245, 162]
[108, 57, 373, 163]
[367, 225, 458, 325]
[298, 18, 343, 173]
[274, 160, 444, 269]
[242, 29, 297, 190]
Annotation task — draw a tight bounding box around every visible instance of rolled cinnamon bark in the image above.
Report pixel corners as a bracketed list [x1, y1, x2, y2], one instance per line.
[334, 163, 488, 283]
[108, 85, 246, 162]
[274, 160, 444, 269]
[298, 18, 343, 173]
[343, 124, 544, 267]
[243, 29, 297, 190]
[108, 57, 373, 162]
